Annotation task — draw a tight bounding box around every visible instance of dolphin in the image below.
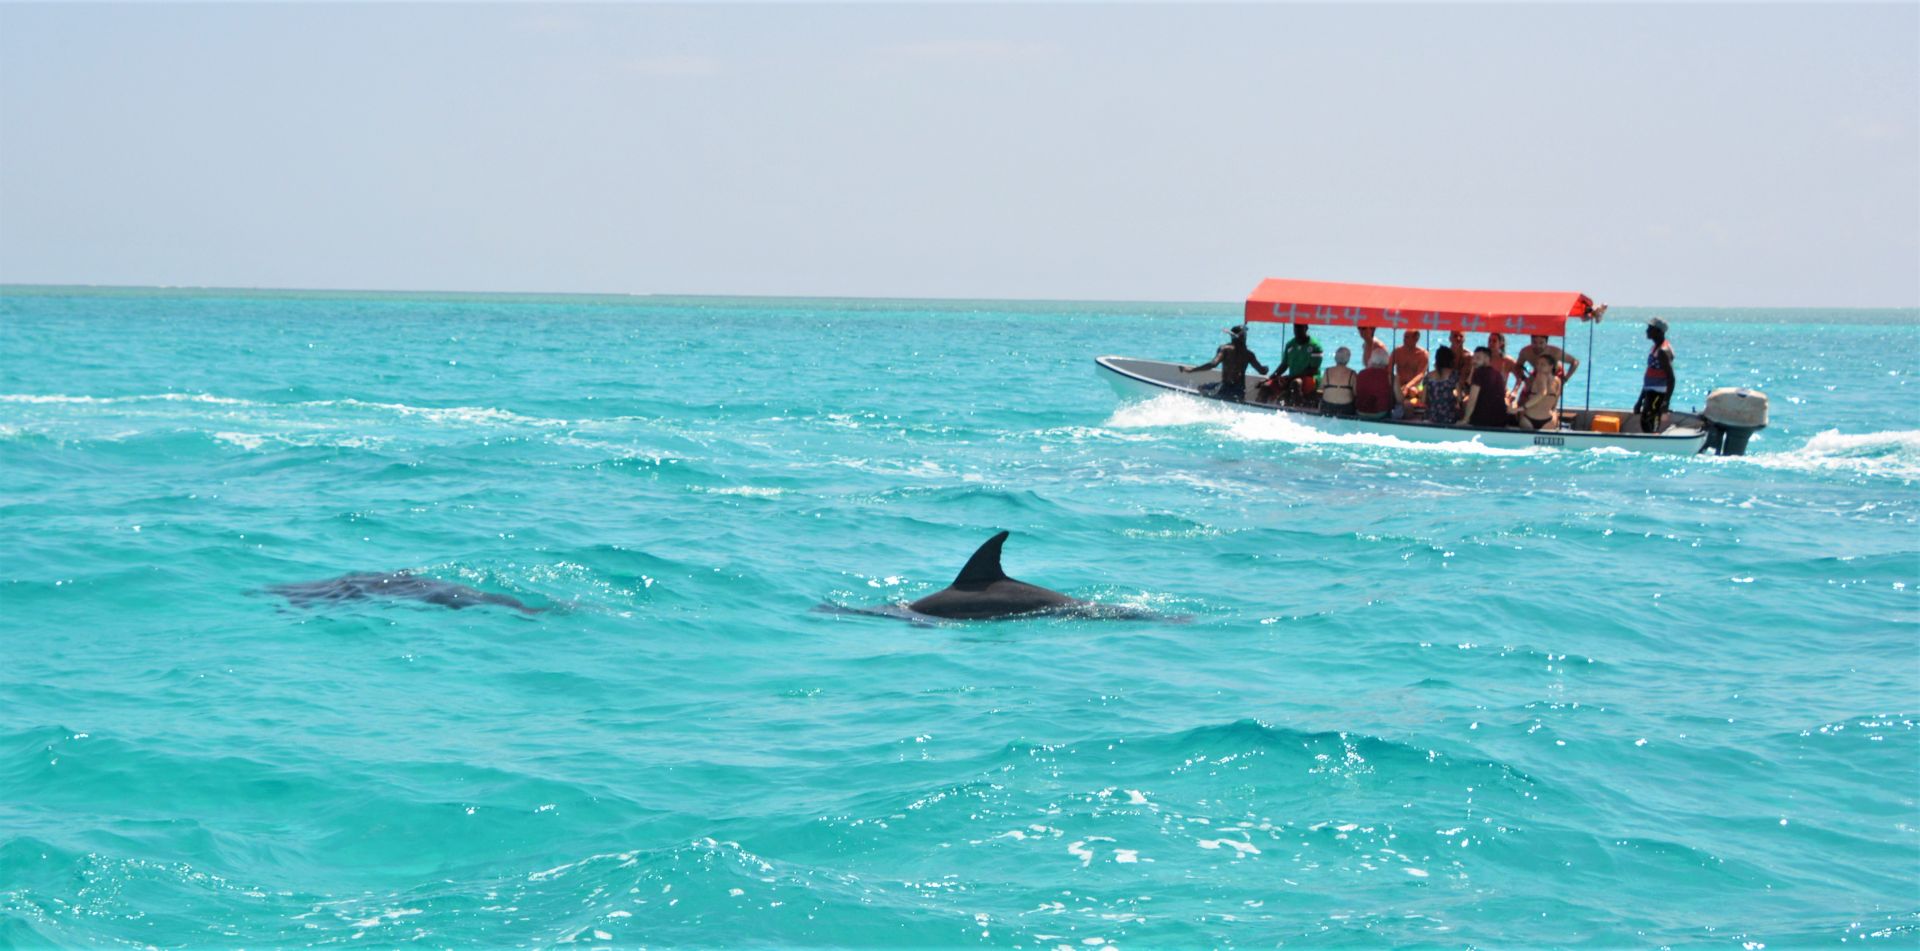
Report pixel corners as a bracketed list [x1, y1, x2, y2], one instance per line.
[821, 531, 1172, 622]
[261, 571, 544, 615]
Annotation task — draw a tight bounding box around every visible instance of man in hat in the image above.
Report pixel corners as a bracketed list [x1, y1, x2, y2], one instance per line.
[1633, 317, 1676, 433]
[1181, 324, 1268, 403]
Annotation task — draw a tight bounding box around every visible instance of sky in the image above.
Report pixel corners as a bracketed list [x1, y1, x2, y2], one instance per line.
[0, 3, 1915, 306]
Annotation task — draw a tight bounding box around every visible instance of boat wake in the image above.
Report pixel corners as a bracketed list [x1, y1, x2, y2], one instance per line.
[1735, 429, 1920, 480]
[1105, 394, 1540, 456]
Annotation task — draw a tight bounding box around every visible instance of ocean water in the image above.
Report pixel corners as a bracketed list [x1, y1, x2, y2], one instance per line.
[1, 287, 1915, 949]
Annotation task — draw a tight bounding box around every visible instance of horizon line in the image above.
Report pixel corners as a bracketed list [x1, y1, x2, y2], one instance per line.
[1, 282, 1914, 312]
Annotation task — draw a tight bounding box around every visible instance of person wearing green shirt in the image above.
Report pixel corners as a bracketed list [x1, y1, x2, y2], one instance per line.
[1270, 323, 1324, 406]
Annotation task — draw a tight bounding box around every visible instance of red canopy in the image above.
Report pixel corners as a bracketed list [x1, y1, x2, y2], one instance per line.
[1245, 278, 1598, 337]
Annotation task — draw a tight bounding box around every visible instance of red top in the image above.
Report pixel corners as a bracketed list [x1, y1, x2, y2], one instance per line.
[1246, 278, 1597, 337]
[1355, 366, 1393, 414]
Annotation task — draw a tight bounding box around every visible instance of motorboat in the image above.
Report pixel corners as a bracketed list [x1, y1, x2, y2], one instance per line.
[1096, 279, 1769, 455]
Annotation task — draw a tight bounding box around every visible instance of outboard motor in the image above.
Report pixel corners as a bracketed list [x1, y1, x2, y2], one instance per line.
[1700, 387, 1769, 456]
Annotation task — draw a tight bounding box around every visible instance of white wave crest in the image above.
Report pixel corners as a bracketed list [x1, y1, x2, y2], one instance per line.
[212, 430, 268, 451]
[321, 398, 569, 428]
[1736, 429, 1920, 480]
[1105, 393, 1540, 456]
[212, 430, 388, 451]
[0, 392, 250, 406]
[2, 392, 568, 429]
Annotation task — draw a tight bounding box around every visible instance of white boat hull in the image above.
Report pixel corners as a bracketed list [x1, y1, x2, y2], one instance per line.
[1097, 356, 1709, 455]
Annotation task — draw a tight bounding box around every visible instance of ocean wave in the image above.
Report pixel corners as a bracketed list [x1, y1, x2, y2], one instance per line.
[859, 483, 1064, 514]
[0, 825, 984, 948]
[211, 430, 390, 451]
[1118, 718, 1540, 784]
[692, 485, 789, 497]
[320, 398, 570, 428]
[0, 392, 250, 406]
[491, 545, 701, 599]
[1031, 423, 1164, 443]
[839, 719, 1551, 825]
[1, 426, 354, 460]
[1, 392, 571, 429]
[1115, 514, 1222, 540]
[1789, 713, 1919, 745]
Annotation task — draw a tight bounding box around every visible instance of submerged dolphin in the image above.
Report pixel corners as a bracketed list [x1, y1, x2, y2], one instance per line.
[261, 571, 544, 615]
[825, 531, 1173, 622]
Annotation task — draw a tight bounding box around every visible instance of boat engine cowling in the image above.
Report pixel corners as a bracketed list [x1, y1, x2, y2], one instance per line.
[1700, 387, 1769, 456]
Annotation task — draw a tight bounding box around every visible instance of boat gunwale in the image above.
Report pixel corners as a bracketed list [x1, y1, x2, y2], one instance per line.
[1095, 355, 1707, 444]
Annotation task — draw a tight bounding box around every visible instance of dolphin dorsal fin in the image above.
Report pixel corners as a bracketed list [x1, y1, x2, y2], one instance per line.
[951, 531, 1011, 587]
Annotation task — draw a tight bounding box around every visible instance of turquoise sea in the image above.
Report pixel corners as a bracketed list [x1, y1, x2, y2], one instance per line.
[1, 287, 1916, 948]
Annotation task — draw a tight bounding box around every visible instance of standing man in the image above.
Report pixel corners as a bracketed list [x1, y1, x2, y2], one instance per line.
[1488, 333, 1520, 397]
[1181, 325, 1267, 403]
[1516, 334, 1580, 383]
[1389, 330, 1430, 407]
[1514, 333, 1579, 408]
[1633, 317, 1676, 433]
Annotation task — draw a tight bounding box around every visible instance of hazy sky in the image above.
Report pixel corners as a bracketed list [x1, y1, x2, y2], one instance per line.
[1, 3, 1915, 305]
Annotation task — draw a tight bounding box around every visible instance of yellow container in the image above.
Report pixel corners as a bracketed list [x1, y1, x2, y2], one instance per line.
[1590, 413, 1622, 433]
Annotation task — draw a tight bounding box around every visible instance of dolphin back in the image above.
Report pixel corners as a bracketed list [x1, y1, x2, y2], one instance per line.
[950, 531, 1012, 587]
[261, 571, 543, 615]
[860, 531, 1174, 622]
[906, 532, 1078, 619]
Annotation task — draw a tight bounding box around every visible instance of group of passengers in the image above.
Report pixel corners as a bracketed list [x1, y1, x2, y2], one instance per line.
[1182, 323, 1585, 431]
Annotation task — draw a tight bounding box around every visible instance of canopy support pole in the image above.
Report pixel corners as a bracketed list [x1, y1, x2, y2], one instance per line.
[1559, 328, 1569, 427]
[1583, 315, 1595, 415]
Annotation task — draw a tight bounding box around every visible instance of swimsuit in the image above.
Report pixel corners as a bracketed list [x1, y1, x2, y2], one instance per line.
[1321, 366, 1356, 406]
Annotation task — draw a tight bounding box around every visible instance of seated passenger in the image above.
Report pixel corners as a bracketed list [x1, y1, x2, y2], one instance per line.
[1516, 353, 1562, 430]
[1390, 330, 1429, 406]
[1180, 325, 1267, 403]
[1460, 346, 1514, 428]
[1423, 346, 1463, 426]
[1320, 347, 1358, 415]
[1271, 323, 1324, 406]
[1357, 326, 1389, 370]
[1354, 349, 1393, 420]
